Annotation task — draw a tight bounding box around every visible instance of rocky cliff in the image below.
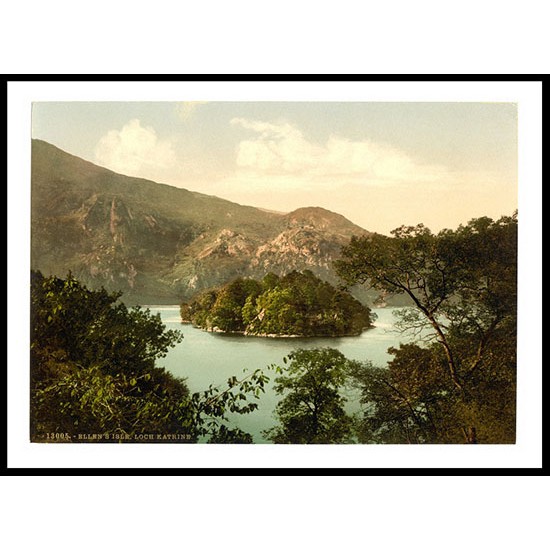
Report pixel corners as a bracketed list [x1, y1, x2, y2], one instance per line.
[31, 140, 372, 304]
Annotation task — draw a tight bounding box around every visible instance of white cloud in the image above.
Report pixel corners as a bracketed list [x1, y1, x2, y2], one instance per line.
[231, 118, 323, 174]
[229, 117, 449, 187]
[94, 119, 177, 180]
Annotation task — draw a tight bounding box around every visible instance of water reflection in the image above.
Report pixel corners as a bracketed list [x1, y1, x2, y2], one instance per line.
[146, 305, 410, 443]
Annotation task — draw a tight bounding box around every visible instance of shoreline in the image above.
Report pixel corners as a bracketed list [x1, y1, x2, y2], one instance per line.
[188, 325, 372, 340]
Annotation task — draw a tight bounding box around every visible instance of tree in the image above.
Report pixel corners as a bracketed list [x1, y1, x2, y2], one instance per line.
[208, 278, 262, 332]
[335, 214, 517, 443]
[348, 345, 455, 444]
[185, 270, 373, 337]
[31, 271, 270, 443]
[263, 348, 358, 444]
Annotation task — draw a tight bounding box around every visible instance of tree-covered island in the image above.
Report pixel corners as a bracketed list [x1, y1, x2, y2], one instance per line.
[180, 270, 374, 337]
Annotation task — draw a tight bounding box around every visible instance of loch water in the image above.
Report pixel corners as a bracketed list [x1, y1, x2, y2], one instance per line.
[148, 306, 411, 443]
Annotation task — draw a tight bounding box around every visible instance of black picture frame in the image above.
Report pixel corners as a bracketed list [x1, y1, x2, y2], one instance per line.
[5, 75, 544, 475]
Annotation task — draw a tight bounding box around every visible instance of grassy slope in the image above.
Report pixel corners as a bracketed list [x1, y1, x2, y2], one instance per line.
[31, 140, 375, 304]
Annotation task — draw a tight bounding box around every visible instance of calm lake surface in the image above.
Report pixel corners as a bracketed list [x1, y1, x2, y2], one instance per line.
[147, 305, 410, 443]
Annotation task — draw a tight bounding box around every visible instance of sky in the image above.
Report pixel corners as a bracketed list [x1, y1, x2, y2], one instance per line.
[32, 101, 517, 235]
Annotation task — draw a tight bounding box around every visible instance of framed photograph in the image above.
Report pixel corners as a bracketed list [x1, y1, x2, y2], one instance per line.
[7, 77, 543, 471]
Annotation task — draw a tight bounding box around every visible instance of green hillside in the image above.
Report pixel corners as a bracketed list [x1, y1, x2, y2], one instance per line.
[31, 139, 372, 304]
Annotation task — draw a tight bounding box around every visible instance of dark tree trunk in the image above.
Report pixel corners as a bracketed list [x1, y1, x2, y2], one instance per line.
[464, 426, 477, 444]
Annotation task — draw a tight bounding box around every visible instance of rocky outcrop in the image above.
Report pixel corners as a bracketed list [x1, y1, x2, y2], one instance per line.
[31, 140, 372, 304]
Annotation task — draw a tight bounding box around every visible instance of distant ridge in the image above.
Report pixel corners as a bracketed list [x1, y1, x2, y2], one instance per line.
[31, 140, 372, 304]
[257, 207, 286, 215]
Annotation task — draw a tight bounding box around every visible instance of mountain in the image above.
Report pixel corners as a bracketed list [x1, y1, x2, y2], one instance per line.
[31, 140, 372, 304]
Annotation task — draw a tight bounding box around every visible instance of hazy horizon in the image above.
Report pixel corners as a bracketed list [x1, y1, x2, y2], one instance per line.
[32, 101, 518, 235]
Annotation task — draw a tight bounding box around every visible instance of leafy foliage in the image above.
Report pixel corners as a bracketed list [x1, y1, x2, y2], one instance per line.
[31, 271, 270, 443]
[263, 348, 359, 444]
[182, 270, 374, 337]
[336, 214, 517, 443]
